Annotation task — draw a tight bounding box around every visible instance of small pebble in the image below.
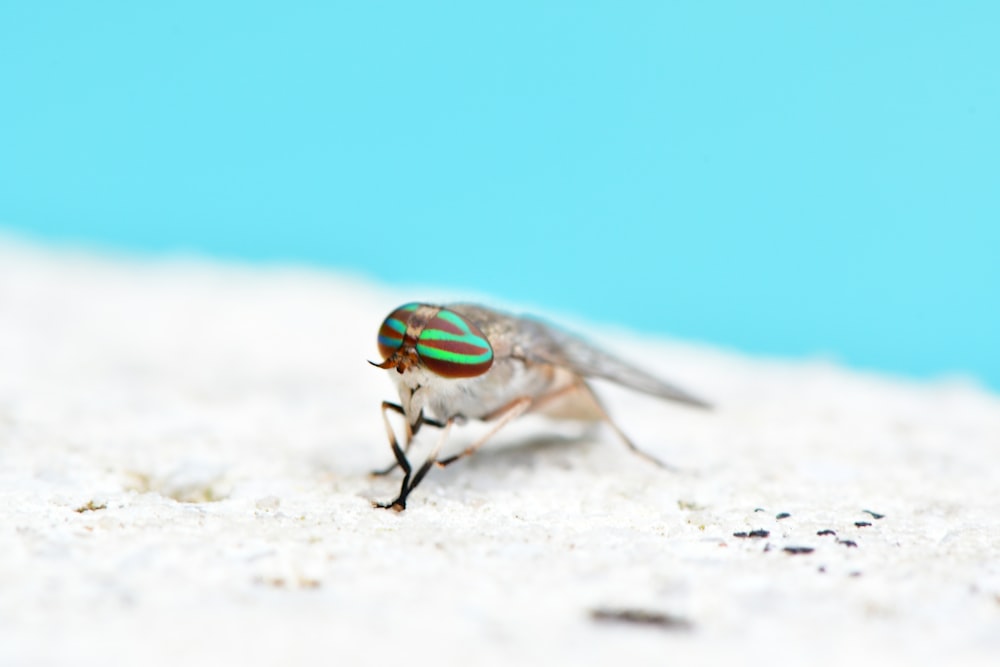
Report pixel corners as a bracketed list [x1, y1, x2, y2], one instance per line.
[591, 608, 693, 631]
[783, 546, 814, 555]
[732, 529, 770, 539]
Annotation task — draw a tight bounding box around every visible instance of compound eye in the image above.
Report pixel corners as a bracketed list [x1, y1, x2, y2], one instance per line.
[377, 303, 420, 360]
[415, 309, 494, 378]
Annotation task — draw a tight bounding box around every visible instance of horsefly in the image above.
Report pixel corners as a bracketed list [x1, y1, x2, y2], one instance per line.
[370, 303, 710, 510]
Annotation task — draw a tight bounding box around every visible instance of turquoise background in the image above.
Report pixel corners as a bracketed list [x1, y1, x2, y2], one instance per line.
[2, 2, 998, 389]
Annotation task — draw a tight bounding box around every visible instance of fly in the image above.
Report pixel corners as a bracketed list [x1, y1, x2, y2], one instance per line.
[370, 303, 710, 510]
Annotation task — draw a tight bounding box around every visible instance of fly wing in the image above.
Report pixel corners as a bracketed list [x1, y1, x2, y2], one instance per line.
[517, 318, 712, 409]
[449, 304, 711, 409]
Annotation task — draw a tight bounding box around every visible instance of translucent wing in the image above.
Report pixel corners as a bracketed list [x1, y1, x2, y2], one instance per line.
[448, 304, 711, 409]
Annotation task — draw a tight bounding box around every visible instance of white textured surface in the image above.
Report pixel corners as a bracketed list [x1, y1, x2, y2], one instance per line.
[1, 240, 998, 667]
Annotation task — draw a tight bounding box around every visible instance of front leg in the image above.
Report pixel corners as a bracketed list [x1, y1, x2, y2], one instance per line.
[370, 402, 446, 477]
[375, 417, 455, 511]
[378, 396, 537, 509]
[372, 403, 415, 510]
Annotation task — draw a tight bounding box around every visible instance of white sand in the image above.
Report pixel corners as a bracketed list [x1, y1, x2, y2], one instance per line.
[1, 239, 998, 667]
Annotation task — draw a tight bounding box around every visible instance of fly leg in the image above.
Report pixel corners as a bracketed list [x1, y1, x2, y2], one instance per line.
[370, 403, 445, 476]
[376, 417, 456, 511]
[433, 396, 533, 468]
[575, 381, 679, 472]
[378, 398, 531, 511]
[372, 401, 416, 510]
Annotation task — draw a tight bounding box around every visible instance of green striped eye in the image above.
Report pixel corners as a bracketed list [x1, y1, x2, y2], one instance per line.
[377, 303, 420, 360]
[415, 309, 494, 378]
[376, 304, 494, 378]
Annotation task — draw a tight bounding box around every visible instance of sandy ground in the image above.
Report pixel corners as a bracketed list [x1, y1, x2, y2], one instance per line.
[1, 238, 998, 667]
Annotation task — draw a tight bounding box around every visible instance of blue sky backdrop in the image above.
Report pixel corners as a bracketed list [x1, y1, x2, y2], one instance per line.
[2, 2, 998, 388]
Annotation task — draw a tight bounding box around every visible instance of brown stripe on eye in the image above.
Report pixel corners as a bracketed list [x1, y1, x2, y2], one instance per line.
[420, 355, 493, 378]
[418, 339, 490, 356]
[424, 313, 467, 336]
